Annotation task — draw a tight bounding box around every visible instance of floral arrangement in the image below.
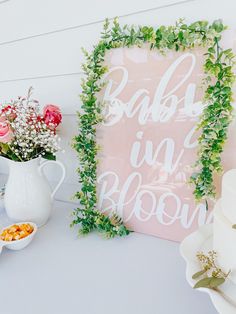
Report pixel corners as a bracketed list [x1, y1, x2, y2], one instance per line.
[192, 251, 230, 289]
[0, 87, 62, 162]
[73, 18, 235, 238]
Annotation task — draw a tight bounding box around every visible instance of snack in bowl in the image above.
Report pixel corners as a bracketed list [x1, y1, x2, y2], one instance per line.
[0, 223, 34, 242]
[0, 222, 37, 251]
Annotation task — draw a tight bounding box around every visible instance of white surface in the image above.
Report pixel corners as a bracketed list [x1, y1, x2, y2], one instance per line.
[180, 224, 236, 314]
[222, 169, 236, 222]
[0, 0, 184, 44]
[214, 200, 236, 283]
[0, 201, 217, 314]
[0, 0, 235, 83]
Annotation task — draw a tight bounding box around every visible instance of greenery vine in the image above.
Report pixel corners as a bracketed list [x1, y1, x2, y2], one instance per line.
[190, 30, 235, 202]
[72, 18, 235, 237]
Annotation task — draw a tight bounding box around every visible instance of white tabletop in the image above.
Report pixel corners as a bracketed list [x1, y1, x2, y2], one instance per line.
[0, 201, 217, 314]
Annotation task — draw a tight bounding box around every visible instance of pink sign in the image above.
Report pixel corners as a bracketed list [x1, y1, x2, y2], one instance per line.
[97, 46, 236, 242]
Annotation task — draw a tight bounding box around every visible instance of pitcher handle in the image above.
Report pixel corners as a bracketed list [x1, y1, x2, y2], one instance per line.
[38, 160, 66, 200]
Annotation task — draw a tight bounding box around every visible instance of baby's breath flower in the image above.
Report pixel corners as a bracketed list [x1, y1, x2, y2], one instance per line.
[0, 88, 62, 161]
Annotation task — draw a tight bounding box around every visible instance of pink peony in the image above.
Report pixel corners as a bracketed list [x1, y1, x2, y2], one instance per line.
[0, 117, 13, 143]
[43, 104, 62, 130]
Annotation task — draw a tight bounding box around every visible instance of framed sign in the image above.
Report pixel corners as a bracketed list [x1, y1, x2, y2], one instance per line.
[72, 19, 236, 240]
[96, 47, 236, 241]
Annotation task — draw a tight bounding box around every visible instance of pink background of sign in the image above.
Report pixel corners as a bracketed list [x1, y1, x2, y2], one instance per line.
[97, 46, 236, 242]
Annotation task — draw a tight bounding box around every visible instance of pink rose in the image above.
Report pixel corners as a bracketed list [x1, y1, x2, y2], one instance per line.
[0, 117, 13, 143]
[43, 104, 62, 130]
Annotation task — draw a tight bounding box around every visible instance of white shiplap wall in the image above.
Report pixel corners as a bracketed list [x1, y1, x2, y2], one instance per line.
[0, 0, 235, 202]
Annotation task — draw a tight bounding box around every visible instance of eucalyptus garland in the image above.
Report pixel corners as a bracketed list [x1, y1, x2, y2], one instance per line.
[72, 18, 235, 237]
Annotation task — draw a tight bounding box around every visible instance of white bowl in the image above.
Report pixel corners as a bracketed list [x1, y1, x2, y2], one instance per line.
[0, 222, 37, 251]
[180, 224, 236, 314]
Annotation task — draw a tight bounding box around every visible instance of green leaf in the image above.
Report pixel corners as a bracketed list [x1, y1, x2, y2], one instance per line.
[209, 277, 225, 288]
[208, 47, 215, 54]
[212, 19, 224, 33]
[194, 276, 225, 289]
[194, 277, 212, 289]
[178, 31, 184, 41]
[192, 269, 207, 279]
[43, 152, 56, 161]
[0, 143, 9, 154]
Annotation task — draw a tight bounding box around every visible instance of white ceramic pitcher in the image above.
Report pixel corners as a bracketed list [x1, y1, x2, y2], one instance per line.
[3, 157, 66, 227]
